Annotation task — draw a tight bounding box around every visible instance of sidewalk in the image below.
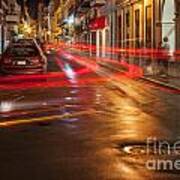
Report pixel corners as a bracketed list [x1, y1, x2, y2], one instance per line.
[98, 60, 180, 90]
[144, 75, 180, 90]
[68, 47, 180, 90]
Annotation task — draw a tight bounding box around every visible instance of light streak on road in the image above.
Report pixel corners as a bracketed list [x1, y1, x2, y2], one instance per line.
[0, 76, 107, 91]
[0, 102, 13, 113]
[58, 49, 180, 94]
[0, 96, 24, 113]
[63, 63, 77, 84]
[0, 47, 178, 94]
[0, 72, 65, 83]
[47, 42, 180, 61]
[0, 67, 94, 91]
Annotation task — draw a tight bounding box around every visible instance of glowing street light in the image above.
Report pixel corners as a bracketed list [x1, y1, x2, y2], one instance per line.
[23, 22, 32, 35]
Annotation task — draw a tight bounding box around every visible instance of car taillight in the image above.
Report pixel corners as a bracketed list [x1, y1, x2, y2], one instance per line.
[4, 58, 12, 64]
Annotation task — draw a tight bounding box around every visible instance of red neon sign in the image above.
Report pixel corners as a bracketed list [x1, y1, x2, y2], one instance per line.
[89, 16, 106, 30]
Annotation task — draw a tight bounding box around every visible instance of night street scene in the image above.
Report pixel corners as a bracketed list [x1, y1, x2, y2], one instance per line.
[0, 0, 180, 180]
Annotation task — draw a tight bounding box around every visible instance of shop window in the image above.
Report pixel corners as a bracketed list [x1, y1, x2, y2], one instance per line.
[110, 15, 113, 47]
[99, 31, 102, 47]
[126, 11, 130, 28]
[99, 31, 102, 56]
[125, 10, 130, 47]
[135, 9, 140, 47]
[92, 32, 96, 45]
[105, 29, 109, 47]
[145, 6, 152, 47]
[118, 15, 122, 47]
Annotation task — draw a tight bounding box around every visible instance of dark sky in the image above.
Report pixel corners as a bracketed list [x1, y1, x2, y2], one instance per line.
[17, 0, 50, 19]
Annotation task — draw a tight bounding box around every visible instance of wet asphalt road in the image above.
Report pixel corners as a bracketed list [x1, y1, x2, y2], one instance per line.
[0, 49, 180, 180]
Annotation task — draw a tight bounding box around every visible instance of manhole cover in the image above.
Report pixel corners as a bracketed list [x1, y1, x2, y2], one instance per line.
[117, 141, 180, 156]
[116, 141, 180, 174]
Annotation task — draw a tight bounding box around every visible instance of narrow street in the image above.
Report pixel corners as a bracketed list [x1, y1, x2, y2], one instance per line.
[0, 48, 180, 180]
[0, 0, 180, 179]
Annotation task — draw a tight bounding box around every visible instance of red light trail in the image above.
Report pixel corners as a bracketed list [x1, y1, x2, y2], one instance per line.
[46, 42, 180, 61]
[0, 45, 178, 94]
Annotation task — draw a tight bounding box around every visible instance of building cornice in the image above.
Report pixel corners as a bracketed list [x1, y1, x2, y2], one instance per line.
[116, 0, 141, 7]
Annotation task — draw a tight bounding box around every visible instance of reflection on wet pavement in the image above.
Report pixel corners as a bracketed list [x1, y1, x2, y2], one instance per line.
[0, 52, 180, 180]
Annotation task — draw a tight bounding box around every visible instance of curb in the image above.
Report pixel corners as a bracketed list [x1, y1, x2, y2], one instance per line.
[141, 76, 180, 92]
[98, 62, 180, 92]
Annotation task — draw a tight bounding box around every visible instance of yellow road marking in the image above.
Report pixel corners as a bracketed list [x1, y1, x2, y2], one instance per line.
[0, 109, 97, 127]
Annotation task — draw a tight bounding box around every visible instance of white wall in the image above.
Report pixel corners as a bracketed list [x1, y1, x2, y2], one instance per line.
[162, 0, 175, 51]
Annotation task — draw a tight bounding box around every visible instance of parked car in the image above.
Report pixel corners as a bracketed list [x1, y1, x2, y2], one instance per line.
[0, 39, 47, 74]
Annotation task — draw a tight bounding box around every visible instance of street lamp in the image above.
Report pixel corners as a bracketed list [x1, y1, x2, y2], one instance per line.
[26, 26, 31, 34]
[23, 22, 32, 35]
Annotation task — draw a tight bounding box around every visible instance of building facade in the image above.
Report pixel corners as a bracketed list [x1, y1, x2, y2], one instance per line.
[0, 0, 8, 54]
[48, 0, 76, 42]
[74, 0, 109, 57]
[116, 0, 180, 51]
[89, 0, 111, 57]
[0, 0, 20, 54]
[116, 0, 158, 49]
[53, 0, 180, 52]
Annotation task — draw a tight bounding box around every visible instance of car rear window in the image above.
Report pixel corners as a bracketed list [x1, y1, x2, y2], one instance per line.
[17, 39, 34, 46]
[7, 45, 39, 57]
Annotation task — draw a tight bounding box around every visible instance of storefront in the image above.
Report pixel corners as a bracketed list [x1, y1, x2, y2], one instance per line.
[89, 16, 108, 57]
